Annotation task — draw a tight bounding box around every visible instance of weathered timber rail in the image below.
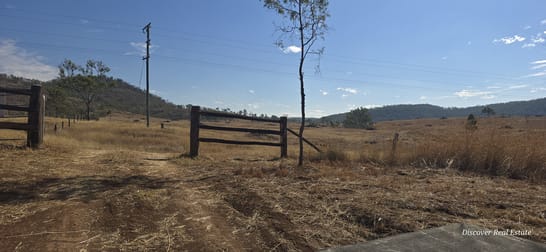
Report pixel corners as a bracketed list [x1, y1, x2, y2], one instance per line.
[0, 85, 44, 148]
[190, 106, 288, 158]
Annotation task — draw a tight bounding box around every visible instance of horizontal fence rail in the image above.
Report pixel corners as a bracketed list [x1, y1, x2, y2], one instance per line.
[0, 87, 33, 96]
[189, 106, 287, 158]
[0, 85, 44, 148]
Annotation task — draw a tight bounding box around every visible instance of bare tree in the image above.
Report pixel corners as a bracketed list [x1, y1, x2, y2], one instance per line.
[263, 0, 329, 166]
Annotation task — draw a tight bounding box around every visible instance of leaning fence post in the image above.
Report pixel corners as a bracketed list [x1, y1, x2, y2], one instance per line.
[280, 116, 288, 158]
[190, 106, 201, 157]
[27, 85, 44, 148]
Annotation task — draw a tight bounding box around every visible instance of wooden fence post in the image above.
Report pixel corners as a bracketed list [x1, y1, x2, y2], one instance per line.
[280, 116, 287, 158]
[190, 106, 201, 157]
[27, 85, 44, 148]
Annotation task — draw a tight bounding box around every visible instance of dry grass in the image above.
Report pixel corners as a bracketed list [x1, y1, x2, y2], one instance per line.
[301, 116, 546, 182]
[0, 113, 545, 251]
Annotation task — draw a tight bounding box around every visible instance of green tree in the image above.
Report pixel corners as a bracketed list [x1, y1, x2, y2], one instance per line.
[58, 59, 112, 120]
[263, 0, 329, 166]
[343, 107, 374, 129]
[481, 106, 495, 117]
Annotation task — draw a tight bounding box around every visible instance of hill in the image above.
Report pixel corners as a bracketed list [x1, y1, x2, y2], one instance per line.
[0, 74, 190, 120]
[320, 98, 546, 123]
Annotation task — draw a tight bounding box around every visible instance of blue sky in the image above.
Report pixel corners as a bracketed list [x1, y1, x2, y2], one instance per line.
[1, 0, 546, 117]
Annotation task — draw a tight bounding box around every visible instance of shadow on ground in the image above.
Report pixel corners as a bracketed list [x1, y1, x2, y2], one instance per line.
[0, 175, 179, 203]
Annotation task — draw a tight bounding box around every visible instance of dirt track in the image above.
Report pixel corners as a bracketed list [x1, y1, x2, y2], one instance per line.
[1, 147, 545, 251]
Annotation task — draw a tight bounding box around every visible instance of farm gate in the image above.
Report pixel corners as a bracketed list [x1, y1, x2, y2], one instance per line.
[189, 106, 288, 158]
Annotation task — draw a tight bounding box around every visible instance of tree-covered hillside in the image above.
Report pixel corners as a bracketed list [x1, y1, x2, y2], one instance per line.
[0, 74, 190, 120]
[321, 98, 546, 123]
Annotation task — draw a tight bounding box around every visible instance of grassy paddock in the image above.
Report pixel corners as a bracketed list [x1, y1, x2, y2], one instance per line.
[1, 114, 545, 181]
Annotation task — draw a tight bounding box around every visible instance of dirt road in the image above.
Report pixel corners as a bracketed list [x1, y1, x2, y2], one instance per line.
[1, 147, 545, 251]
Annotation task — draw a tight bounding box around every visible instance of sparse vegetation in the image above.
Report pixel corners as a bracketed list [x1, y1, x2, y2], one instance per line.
[0, 114, 545, 251]
[343, 106, 374, 129]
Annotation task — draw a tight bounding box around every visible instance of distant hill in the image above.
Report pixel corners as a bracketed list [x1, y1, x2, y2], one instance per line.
[321, 98, 546, 123]
[0, 74, 190, 120]
[3, 73, 545, 122]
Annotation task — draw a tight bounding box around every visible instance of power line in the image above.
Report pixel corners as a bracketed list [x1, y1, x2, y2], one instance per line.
[0, 11, 523, 81]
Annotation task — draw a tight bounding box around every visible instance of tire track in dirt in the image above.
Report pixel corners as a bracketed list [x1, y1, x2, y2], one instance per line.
[211, 178, 314, 252]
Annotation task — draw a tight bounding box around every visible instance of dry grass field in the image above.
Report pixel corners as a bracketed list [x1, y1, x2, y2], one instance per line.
[0, 113, 545, 251]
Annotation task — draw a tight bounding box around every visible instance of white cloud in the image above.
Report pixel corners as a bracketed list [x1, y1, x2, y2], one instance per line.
[486, 85, 501, 89]
[530, 87, 546, 93]
[282, 45, 301, 54]
[493, 35, 526, 44]
[525, 71, 546, 77]
[319, 89, 328, 96]
[522, 43, 536, 48]
[0, 39, 57, 81]
[532, 37, 545, 43]
[248, 89, 255, 94]
[507, 84, 528, 90]
[247, 103, 260, 109]
[467, 41, 472, 45]
[531, 59, 546, 64]
[541, 19, 546, 25]
[454, 89, 492, 98]
[441, 56, 448, 60]
[531, 64, 546, 70]
[362, 104, 381, 109]
[150, 89, 161, 95]
[481, 95, 496, 99]
[419, 96, 427, 100]
[336, 87, 357, 94]
[126, 42, 158, 56]
[524, 25, 532, 30]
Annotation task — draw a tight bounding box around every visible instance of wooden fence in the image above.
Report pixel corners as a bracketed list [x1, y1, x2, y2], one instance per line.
[0, 85, 45, 148]
[189, 106, 288, 158]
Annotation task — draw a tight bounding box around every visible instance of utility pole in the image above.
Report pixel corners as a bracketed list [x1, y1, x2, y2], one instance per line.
[143, 22, 151, 128]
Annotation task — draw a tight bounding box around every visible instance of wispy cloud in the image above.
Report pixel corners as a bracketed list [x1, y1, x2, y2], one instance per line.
[248, 89, 255, 94]
[4, 4, 15, 9]
[80, 19, 89, 24]
[532, 59, 546, 64]
[507, 84, 528, 90]
[526, 60, 546, 77]
[336, 87, 357, 94]
[0, 39, 57, 81]
[530, 87, 546, 93]
[531, 64, 546, 70]
[493, 35, 525, 45]
[319, 89, 328, 96]
[541, 19, 546, 25]
[282, 45, 301, 54]
[522, 43, 536, 48]
[524, 71, 546, 77]
[419, 96, 427, 100]
[524, 25, 532, 30]
[125, 42, 158, 56]
[454, 89, 493, 98]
